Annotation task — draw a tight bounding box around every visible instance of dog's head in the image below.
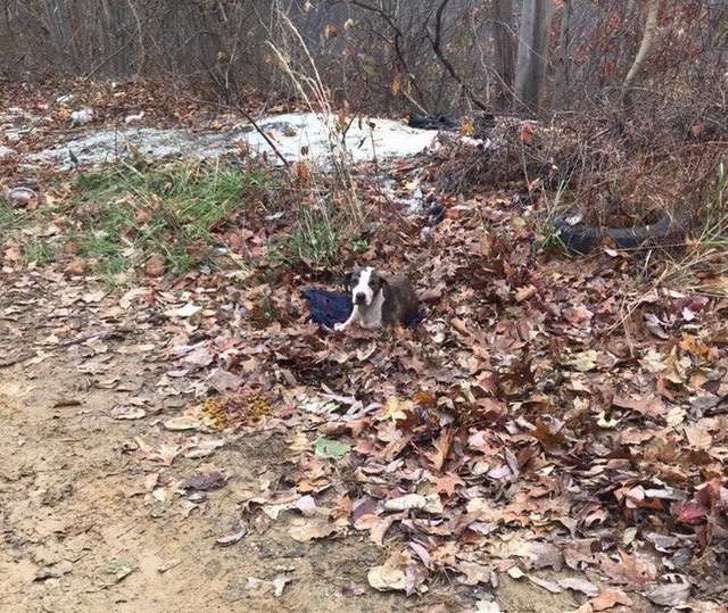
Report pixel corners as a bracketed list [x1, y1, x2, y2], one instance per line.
[345, 266, 386, 307]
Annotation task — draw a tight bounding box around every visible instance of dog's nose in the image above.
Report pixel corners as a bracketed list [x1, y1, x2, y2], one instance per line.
[354, 292, 366, 305]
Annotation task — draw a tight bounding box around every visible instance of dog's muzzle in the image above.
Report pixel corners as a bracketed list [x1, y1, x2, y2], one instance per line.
[354, 292, 367, 305]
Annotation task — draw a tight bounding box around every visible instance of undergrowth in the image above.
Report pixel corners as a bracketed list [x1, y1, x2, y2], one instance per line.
[660, 160, 728, 294]
[70, 161, 272, 281]
[0, 197, 17, 247]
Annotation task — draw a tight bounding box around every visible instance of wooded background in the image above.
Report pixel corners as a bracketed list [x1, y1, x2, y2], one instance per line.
[1, 1, 727, 119]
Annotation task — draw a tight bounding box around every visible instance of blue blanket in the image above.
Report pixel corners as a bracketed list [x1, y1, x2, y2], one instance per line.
[302, 288, 423, 329]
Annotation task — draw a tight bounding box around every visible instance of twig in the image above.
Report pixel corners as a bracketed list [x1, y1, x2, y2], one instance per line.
[427, 0, 490, 113]
[234, 104, 291, 168]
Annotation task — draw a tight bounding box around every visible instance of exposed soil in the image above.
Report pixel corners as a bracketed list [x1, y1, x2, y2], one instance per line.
[2, 79, 727, 613]
[0, 276, 580, 613]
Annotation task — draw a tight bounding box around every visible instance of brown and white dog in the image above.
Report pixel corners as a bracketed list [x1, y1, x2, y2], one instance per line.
[335, 266, 419, 331]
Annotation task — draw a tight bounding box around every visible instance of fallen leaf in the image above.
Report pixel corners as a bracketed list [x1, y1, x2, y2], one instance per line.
[111, 405, 147, 420]
[457, 561, 492, 586]
[166, 303, 201, 318]
[182, 345, 213, 368]
[183, 438, 225, 459]
[164, 416, 204, 431]
[367, 553, 407, 592]
[515, 285, 537, 302]
[216, 522, 248, 546]
[559, 577, 599, 597]
[183, 471, 226, 491]
[105, 559, 134, 583]
[64, 257, 86, 276]
[612, 395, 664, 418]
[644, 580, 691, 607]
[684, 423, 712, 450]
[272, 574, 293, 597]
[381, 397, 412, 422]
[426, 428, 454, 472]
[384, 493, 443, 514]
[590, 589, 633, 611]
[288, 518, 336, 542]
[430, 473, 465, 496]
[528, 575, 563, 593]
[144, 254, 166, 277]
[368, 512, 405, 546]
[314, 437, 351, 459]
[564, 350, 599, 372]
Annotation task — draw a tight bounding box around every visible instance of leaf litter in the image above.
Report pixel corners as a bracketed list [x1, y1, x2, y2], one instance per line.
[2, 79, 728, 612]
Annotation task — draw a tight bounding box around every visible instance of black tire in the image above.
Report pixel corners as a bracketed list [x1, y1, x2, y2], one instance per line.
[555, 214, 684, 255]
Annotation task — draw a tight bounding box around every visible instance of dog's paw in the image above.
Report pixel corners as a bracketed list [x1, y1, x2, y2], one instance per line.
[334, 322, 346, 332]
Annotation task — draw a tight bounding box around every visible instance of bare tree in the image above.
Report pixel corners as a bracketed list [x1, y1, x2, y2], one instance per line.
[622, 0, 661, 102]
[554, 0, 572, 109]
[492, 0, 515, 108]
[514, 0, 553, 113]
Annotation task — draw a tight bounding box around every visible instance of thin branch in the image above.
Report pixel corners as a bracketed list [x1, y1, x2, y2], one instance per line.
[236, 104, 291, 168]
[427, 0, 490, 112]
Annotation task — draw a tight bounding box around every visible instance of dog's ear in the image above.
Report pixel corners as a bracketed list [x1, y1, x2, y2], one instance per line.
[343, 272, 353, 292]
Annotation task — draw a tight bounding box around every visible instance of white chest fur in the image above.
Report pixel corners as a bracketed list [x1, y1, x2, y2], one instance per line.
[356, 290, 385, 329]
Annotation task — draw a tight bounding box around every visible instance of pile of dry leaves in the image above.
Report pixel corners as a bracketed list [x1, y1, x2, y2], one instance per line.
[1, 78, 727, 612]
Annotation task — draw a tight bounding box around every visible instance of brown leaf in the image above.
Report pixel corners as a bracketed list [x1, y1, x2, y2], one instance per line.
[598, 551, 656, 587]
[591, 589, 633, 611]
[369, 512, 405, 546]
[684, 423, 713, 450]
[515, 285, 537, 302]
[519, 122, 535, 145]
[558, 577, 599, 597]
[612, 395, 664, 418]
[215, 522, 248, 546]
[531, 420, 566, 452]
[430, 473, 465, 496]
[367, 552, 408, 592]
[645, 581, 690, 607]
[426, 428, 454, 473]
[528, 575, 563, 593]
[183, 471, 226, 491]
[288, 517, 336, 543]
[144, 254, 166, 277]
[64, 257, 86, 276]
[457, 561, 492, 586]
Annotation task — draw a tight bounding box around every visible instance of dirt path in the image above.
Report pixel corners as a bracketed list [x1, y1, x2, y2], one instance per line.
[0, 357, 412, 613]
[0, 274, 589, 612]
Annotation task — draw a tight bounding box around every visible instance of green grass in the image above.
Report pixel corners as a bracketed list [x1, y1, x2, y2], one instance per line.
[23, 239, 55, 264]
[0, 198, 17, 247]
[533, 180, 571, 256]
[71, 161, 273, 279]
[287, 205, 339, 267]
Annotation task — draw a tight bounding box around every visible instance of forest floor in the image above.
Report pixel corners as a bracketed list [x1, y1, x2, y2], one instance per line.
[1, 78, 727, 613]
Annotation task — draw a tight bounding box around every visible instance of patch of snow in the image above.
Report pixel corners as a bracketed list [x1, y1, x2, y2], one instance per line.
[70, 108, 94, 126]
[124, 111, 145, 124]
[28, 112, 438, 170]
[0, 145, 15, 160]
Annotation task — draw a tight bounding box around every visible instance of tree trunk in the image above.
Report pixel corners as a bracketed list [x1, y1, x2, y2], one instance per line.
[42, 0, 73, 67]
[514, 0, 554, 113]
[622, 0, 661, 101]
[493, 0, 515, 108]
[554, 0, 572, 109]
